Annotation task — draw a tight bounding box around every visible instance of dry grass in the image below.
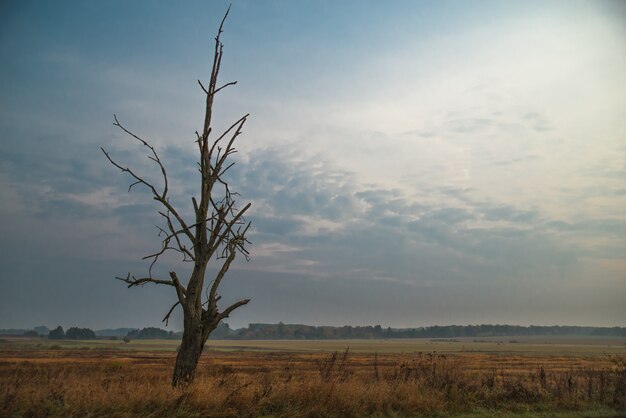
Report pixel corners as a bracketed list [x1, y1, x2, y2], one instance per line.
[1, 344, 625, 417]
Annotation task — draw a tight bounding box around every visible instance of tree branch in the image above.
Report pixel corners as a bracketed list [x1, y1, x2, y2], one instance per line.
[213, 80, 237, 95]
[169, 271, 187, 305]
[197, 79, 208, 94]
[208, 114, 248, 169]
[207, 245, 237, 313]
[207, 202, 251, 259]
[154, 197, 196, 246]
[158, 211, 196, 261]
[101, 147, 159, 197]
[115, 273, 176, 288]
[112, 115, 169, 198]
[218, 298, 250, 321]
[162, 301, 181, 326]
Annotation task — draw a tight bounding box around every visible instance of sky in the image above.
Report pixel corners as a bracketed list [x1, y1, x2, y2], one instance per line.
[0, 0, 624, 330]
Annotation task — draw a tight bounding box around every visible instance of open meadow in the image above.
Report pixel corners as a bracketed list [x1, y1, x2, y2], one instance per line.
[1, 336, 625, 417]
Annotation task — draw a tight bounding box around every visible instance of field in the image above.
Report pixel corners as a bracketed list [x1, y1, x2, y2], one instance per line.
[1, 336, 625, 417]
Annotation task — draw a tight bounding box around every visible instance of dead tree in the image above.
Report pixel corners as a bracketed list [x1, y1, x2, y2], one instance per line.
[101, 7, 251, 387]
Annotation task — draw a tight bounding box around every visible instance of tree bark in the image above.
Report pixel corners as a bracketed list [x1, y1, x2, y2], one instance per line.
[172, 312, 219, 387]
[172, 322, 205, 387]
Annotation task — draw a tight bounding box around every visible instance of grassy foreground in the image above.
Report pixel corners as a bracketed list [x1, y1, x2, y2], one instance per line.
[1, 337, 625, 417]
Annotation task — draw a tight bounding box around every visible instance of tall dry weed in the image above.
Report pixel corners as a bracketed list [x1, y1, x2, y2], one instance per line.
[1, 350, 624, 417]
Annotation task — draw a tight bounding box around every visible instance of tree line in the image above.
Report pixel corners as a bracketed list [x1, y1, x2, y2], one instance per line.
[3, 323, 624, 340]
[45, 326, 181, 340]
[211, 323, 626, 340]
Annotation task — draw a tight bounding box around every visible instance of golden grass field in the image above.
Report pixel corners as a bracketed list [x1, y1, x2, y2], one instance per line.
[1, 336, 625, 417]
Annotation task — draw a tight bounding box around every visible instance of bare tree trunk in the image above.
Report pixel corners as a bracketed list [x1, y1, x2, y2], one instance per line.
[173, 312, 220, 386]
[172, 266, 217, 387]
[172, 321, 204, 387]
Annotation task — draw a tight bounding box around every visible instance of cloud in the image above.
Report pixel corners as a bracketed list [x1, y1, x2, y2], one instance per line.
[481, 205, 539, 224]
[1, 0, 625, 329]
[219, 148, 611, 296]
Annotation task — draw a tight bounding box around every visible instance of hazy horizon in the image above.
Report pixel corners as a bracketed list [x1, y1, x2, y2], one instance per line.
[1, 0, 624, 331]
[4, 321, 626, 335]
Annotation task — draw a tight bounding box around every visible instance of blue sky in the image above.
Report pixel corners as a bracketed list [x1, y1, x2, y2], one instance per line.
[1, 0, 624, 330]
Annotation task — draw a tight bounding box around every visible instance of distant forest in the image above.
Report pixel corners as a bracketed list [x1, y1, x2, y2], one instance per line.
[209, 323, 626, 340]
[2, 323, 624, 340]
